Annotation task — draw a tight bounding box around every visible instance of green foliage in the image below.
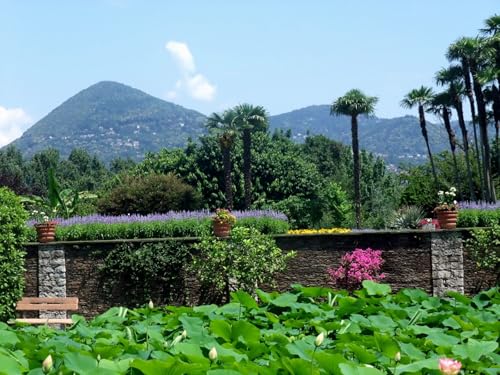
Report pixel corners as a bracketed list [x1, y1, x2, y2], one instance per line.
[98, 173, 201, 215]
[2, 285, 499, 373]
[100, 241, 191, 306]
[191, 227, 295, 303]
[24, 217, 288, 241]
[318, 181, 353, 227]
[0, 188, 28, 322]
[465, 225, 500, 278]
[390, 206, 426, 229]
[458, 209, 500, 227]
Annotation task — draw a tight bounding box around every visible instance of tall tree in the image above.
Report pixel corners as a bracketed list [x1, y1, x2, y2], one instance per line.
[429, 92, 460, 193]
[436, 66, 476, 200]
[447, 37, 485, 199]
[330, 89, 378, 229]
[401, 86, 439, 187]
[232, 104, 268, 209]
[206, 109, 238, 210]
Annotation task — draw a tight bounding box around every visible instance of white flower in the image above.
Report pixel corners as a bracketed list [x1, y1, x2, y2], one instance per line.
[395, 352, 401, 362]
[148, 300, 154, 309]
[209, 347, 218, 361]
[445, 191, 450, 196]
[315, 332, 325, 347]
[438, 191, 444, 195]
[450, 187, 456, 192]
[453, 200, 457, 205]
[42, 354, 53, 373]
[43, 215, 49, 222]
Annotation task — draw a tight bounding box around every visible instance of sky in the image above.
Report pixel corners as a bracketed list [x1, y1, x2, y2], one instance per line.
[0, 0, 499, 147]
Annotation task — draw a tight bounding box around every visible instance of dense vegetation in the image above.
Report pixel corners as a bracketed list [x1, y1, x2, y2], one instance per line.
[2, 283, 498, 374]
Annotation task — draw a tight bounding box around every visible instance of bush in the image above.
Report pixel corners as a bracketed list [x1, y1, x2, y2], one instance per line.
[99, 241, 191, 307]
[457, 209, 500, 227]
[190, 227, 295, 303]
[327, 248, 385, 292]
[0, 187, 28, 321]
[464, 225, 500, 287]
[390, 205, 426, 229]
[97, 173, 201, 215]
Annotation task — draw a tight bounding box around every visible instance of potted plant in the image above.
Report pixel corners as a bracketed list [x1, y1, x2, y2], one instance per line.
[212, 209, 236, 237]
[31, 209, 58, 242]
[434, 187, 459, 229]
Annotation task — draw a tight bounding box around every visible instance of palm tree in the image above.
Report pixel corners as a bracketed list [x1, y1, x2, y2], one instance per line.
[428, 92, 460, 193]
[330, 89, 378, 229]
[232, 104, 269, 209]
[436, 66, 476, 200]
[467, 37, 495, 201]
[401, 86, 439, 187]
[447, 37, 486, 200]
[206, 109, 238, 209]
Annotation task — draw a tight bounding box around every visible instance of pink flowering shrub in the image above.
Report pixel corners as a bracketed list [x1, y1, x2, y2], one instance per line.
[327, 248, 385, 291]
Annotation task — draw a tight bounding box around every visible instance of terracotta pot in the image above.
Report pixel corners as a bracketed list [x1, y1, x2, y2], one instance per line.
[213, 221, 232, 238]
[436, 210, 458, 230]
[34, 221, 57, 243]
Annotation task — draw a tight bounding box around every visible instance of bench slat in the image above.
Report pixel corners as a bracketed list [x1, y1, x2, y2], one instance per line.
[16, 297, 78, 311]
[15, 318, 74, 325]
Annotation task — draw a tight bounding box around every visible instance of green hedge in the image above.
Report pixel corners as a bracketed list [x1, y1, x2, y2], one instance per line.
[0, 187, 28, 321]
[26, 217, 289, 241]
[457, 209, 500, 228]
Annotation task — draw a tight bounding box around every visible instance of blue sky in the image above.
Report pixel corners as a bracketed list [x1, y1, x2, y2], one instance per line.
[0, 0, 498, 146]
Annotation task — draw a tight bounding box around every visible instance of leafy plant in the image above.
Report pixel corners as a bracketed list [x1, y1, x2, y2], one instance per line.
[390, 205, 426, 229]
[0, 187, 28, 322]
[190, 227, 296, 303]
[100, 241, 191, 307]
[1, 284, 499, 373]
[327, 248, 385, 291]
[465, 225, 500, 285]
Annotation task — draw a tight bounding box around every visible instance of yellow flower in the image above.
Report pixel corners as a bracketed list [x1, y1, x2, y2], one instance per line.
[287, 228, 351, 235]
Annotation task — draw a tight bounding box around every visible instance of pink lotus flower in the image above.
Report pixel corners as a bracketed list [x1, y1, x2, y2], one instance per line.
[439, 358, 462, 375]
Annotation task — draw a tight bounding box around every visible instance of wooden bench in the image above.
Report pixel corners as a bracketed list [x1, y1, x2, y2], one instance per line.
[15, 297, 79, 325]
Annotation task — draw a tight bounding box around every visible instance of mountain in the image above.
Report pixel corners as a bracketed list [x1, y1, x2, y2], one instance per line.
[269, 105, 450, 165]
[8, 82, 453, 165]
[11, 81, 207, 162]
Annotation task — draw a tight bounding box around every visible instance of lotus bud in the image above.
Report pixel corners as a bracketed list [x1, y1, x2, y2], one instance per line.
[42, 354, 53, 373]
[181, 330, 187, 339]
[148, 300, 154, 309]
[394, 351, 401, 362]
[209, 347, 218, 361]
[439, 358, 462, 375]
[314, 332, 325, 347]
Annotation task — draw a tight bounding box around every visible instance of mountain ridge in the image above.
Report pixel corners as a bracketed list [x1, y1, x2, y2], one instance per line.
[8, 81, 451, 164]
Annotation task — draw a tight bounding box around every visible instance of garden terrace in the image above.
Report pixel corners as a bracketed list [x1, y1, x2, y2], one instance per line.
[23, 228, 496, 318]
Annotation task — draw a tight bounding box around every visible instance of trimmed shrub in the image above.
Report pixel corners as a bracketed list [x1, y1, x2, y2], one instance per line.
[97, 173, 201, 215]
[0, 187, 28, 321]
[457, 209, 500, 228]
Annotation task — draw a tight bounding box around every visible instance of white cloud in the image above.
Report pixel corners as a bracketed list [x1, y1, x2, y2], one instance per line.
[0, 106, 32, 147]
[186, 74, 216, 101]
[165, 41, 216, 102]
[165, 41, 196, 73]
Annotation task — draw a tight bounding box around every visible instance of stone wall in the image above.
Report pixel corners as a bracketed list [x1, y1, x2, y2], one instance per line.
[23, 229, 497, 318]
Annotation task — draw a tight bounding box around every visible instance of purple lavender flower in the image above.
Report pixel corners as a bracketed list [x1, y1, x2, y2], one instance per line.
[27, 209, 288, 227]
[458, 201, 500, 210]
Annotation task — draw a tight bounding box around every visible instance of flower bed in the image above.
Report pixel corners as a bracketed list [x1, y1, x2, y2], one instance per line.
[2, 283, 498, 374]
[287, 227, 351, 235]
[26, 210, 289, 241]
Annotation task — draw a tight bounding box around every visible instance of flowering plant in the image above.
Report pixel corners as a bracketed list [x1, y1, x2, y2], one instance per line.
[30, 208, 57, 225]
[434, 187, 458, 211]
[212, 209, 236, 225]
[327, 248, 385, 291]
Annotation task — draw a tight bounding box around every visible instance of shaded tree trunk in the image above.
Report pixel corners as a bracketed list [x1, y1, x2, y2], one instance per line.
[221, 144, 233, 210]
[351, 115, 362, 229]
[471, 62, 494, 202]
[462, 59, 485, 200]
[418, 105, 438, 187]
[453, 100, 476, 201]
[442, 107, 460, 195]
[492, 85, 500, 176]
[242, 128, 252, 209]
